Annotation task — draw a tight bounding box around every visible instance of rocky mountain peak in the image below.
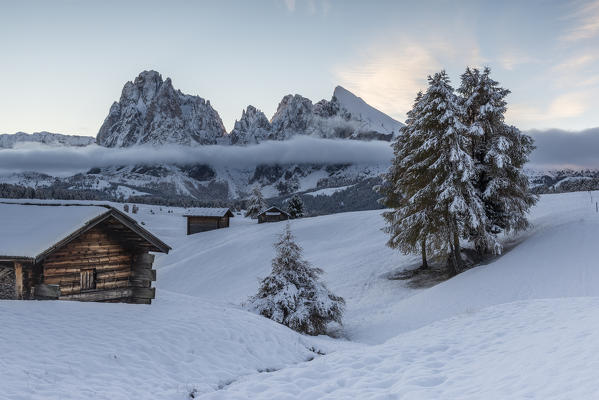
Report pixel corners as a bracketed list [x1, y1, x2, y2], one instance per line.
[97, 70, 226, 147]
[270, 94, 314, 140]
[229, 105, 272, 145]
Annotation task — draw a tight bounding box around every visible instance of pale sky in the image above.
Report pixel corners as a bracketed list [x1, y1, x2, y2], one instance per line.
[0, 0, 598, 137]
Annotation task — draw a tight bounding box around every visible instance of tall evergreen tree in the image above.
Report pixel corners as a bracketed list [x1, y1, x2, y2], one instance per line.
[382, 71, 485, 274]
[458, 67, 537, 254]
[379, 91, 434, 269]
[245, 185, 268, 219]
[247, 224, 344, 335]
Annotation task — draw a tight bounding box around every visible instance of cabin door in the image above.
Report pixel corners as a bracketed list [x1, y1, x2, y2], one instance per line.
[80, 268, 96, 291]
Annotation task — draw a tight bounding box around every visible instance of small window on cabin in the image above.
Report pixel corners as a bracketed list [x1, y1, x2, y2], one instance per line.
[80, 268, 96, 291]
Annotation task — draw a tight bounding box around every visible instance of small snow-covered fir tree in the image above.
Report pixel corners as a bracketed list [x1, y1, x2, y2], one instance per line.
[245, 185, 268, 219]
[247, 224, 344, 335]
[458, 67, 537, 254]
[287, 195, 304, 219]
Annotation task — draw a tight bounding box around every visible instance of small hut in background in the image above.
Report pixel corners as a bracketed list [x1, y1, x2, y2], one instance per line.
[0, 202, 170, 304]
[184, 208, 234, 235]
[258, 206, 290, 224]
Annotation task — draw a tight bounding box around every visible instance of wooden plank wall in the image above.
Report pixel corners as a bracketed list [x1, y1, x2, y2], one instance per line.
[187, 216, 220, 234]
[43, 226, 134, 301]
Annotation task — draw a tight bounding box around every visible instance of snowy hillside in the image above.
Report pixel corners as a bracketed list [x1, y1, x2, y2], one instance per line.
[0, 131, 95, 148]
[2, 191, 599, 398]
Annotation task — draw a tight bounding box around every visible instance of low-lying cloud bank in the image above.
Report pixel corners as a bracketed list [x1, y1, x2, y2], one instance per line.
[1, 129, 597, 177]
[528, 127, 599, 170]
[0, 136, 393, 176]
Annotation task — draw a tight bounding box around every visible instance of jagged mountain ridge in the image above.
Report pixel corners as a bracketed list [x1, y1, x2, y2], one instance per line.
[0, 132, 95, 148]
[0, 71, 405, 212]
[96, 71, 227, 147]
[96, 70, 404, 147]
[227, 89, 404, 145]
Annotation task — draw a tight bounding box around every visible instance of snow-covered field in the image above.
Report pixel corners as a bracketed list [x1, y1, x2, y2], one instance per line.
[2, 191, 599, 398]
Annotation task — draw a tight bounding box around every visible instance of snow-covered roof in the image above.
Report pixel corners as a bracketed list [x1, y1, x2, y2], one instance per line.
[0, 202, 171, 260]
[183, 208, 233, 218]
[258, 206, 289, 216]
[0, 203, 109, 260]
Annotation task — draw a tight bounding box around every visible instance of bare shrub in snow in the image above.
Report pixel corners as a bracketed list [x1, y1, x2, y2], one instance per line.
[247, 224, 344, 335]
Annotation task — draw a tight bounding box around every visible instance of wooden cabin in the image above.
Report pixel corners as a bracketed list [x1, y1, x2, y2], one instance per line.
[257, 206, 290, 224]
[0, 203, 170, 304]
[184, 208, 234, 235]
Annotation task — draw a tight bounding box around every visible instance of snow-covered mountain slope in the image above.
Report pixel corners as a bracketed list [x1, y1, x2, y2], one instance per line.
[333, 85, 403, 136]
[0, 161, 387, 213]
[528, 167, 599, 193]
[96, 71, 226, 147]
[0, 131, 95, 148]
[2, 191, 599, 399]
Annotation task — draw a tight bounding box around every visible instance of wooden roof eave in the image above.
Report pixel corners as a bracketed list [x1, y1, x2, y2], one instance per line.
[258, 206, 290, 217]
[183, 209, 234, 218]
[33, 207, 171, 264]
[107, 210, 171, 254]
[0, 256, 34, 263]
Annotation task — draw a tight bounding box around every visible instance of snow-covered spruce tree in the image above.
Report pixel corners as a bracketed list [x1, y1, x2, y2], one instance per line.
[245, 185, 268, 219]
[379, 91, 434, 269]
[458, 67, 537, 254]
[287, 195, 304, 219]
[247, 224, 344, 335]
[387, 71, 485, 274]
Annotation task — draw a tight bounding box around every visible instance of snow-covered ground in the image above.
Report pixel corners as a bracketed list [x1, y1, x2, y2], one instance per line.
[2, 191, 599, 398]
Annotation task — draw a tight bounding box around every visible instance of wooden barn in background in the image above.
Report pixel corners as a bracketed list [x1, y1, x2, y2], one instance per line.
[0, 203, 170, 304]
[258, 206, 290, 224]
[184, 208, 234, 235]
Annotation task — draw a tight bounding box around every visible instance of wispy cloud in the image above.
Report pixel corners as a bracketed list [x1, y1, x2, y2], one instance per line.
[283, 0, 296, 12]
[0, 137, 393, 176]
[333, 36, 484, 122]
[561, 0, 599, 41]
[507, 91, 592, 128]
[552, 54, 598, 71]
[280, 0, 330, 14]
[499, 51, 539, 71]
[547, 91, 591, 118]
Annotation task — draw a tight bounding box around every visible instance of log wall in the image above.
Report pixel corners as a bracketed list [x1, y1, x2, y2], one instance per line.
[41, 225, 156, 303]
[187, 216, 229, 235]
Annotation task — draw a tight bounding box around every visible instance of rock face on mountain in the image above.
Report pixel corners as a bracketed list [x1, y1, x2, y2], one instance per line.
[228, 86, 404, 145]
[229, 106, 272, 145]
[95, 70, 403, 147]
[0, 132, 95, 149]
[270, 94, 316, 140]
[96, 71, 226, 147]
